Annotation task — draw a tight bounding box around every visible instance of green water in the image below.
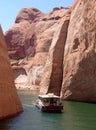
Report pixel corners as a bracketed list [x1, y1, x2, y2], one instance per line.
[0, 90, 96, 130]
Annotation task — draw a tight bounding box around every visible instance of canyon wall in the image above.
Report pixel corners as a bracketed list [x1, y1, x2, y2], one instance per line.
[0, 26, 23, 119]
[61, 0, 96, 102]
[5, 0, 96, 102]
[40, 0, 96, 102]
[5, 7, 70, 89]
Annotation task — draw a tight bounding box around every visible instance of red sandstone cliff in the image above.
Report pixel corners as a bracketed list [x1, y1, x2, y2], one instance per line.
[40, 0, 96, 102]
[0, 26, 23, 120]
[61, 0, 96, 102]
[5, 0, 96, 102]
[5, 7, 69, 60]
[5, 7, 70, 89]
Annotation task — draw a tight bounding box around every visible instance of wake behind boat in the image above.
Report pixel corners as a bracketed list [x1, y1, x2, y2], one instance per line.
[35, 93, 63, 112]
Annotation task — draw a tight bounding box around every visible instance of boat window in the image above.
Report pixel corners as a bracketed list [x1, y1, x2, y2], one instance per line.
[43, 99, 48, 102]
[50, 98, 57, 105]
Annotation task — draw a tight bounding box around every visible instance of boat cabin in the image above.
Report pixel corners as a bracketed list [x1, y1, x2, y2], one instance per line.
[36, 93, 63, 112]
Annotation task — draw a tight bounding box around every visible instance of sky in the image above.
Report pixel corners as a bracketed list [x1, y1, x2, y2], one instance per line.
[0, 0, 74, 32]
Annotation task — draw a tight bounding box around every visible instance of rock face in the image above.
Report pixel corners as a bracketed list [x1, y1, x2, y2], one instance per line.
[73, 0, 80, 9]
[61, 0, 96, 102]
[0, 26, 23, 119]
[5, 7, 70, 88]
[5, 7, 69, 60]
[40, 13, 70, 95]
[5, 0, 96, 102]
[40, 0, 96, 103]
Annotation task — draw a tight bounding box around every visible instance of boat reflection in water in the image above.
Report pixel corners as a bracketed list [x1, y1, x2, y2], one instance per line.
[35, 93, 63, 112]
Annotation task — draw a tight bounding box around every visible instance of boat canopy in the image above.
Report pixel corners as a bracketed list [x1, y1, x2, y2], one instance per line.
[38, 93, 60, 99]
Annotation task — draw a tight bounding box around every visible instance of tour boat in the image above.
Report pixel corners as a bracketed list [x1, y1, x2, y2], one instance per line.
[35, 93, 63, 112]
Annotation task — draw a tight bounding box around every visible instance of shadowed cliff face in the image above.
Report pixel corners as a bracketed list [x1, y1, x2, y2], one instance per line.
[0, 26, 23, 120]
[61, 0, 96, 102]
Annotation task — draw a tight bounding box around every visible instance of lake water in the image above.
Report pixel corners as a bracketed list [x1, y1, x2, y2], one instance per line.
[0, 90, 96, 130]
